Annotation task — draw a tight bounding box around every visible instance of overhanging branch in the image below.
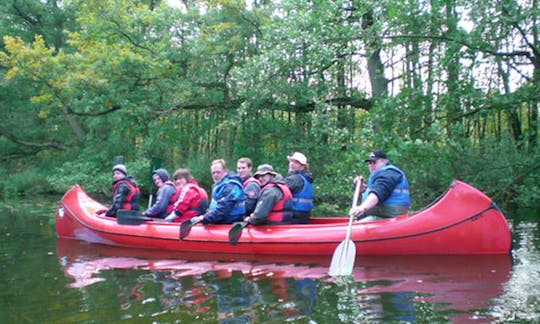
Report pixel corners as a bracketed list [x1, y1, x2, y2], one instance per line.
[0, 125, 67, 151]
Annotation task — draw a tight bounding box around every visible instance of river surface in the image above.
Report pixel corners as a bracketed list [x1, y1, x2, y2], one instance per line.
[0, 196, 539, 323]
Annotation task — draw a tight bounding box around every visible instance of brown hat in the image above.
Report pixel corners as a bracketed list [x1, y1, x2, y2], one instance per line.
[253, 164, 277, 178]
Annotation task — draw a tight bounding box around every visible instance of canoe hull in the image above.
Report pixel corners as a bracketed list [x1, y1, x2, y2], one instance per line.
[56, 180, 512, 255]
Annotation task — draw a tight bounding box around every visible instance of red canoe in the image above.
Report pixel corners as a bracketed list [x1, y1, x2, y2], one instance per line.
[55, 180, 512, 255]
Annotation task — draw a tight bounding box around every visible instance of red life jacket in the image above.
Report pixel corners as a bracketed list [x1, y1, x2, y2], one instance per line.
[165, 181, 180, 214]
[112, 179, 140, 210]
[264, 182, 293, 224]
[188, 183, 209, 215]
[242, 176, 260, 187]
[172, 182, 209, 222]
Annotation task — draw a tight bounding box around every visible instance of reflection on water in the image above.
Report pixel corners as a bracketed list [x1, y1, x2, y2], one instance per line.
[56, 238, 513, 322]
[1, 197, 539, 323]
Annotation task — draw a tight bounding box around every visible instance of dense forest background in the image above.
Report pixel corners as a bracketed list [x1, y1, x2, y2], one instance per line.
[0, 0, 538, 215]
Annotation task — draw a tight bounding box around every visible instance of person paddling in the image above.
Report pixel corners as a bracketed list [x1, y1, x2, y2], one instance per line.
[350, 150, 410, 221]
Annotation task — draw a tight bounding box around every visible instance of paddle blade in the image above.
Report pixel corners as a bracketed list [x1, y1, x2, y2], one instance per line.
[179, 218, 200, 240]
[117, 210, 153, 225]
[228, 222, 247, 246]
[328, 240, 357, 276]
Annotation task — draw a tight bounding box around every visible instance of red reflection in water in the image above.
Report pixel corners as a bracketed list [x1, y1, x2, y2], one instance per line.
[57, 237, 511, 317]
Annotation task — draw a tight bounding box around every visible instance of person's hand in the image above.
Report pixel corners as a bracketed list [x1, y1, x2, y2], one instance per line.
[350, 206, 368, 221]
[244, 216, 251, 224]
[349, 206, 364, 217]
[96, 209, 107, 215]
[353, 176, 366, 192]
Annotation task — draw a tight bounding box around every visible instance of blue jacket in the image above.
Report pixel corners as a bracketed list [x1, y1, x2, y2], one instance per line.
[363, 163, 410, 207]
[203, 172, 246, 224]
[143, 182, 177, 218]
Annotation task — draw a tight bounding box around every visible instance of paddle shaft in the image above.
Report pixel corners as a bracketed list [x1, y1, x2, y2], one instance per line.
[117, 210, 157, 225]
[148, 157, 162, 209]
[345, 179, 362, 243]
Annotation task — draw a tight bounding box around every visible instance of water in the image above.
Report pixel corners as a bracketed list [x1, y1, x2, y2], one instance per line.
[0, 196, 539, 323]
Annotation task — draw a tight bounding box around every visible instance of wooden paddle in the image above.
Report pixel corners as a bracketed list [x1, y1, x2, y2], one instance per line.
[228, 221, 248, 245]
[179, 217, 202, 240]
[117, 210, 155, 225]
[328, 178, 363, 276]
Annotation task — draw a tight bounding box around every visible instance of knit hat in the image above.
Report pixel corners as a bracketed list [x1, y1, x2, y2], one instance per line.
[152, 168, 170, 182]
[112, 164, 127, 176]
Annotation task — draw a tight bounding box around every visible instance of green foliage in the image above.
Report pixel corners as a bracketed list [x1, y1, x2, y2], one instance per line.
[0, 0, 538, 215]
[46, 154, 153, 196]
[0, 168, 50, 199]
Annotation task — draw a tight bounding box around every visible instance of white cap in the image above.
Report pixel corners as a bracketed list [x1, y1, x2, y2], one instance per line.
[287, 152, 308, 165]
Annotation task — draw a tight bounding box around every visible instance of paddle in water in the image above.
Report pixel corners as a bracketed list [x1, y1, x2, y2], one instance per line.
[228, 221, 248, 245]
[328, 178, 363, 276]
[179, 217, 203, 240]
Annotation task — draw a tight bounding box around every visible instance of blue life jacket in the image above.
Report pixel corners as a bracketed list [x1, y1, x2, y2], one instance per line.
[209, 175, 246, 221]
[292, 174, 314, 213]
[363, 164, 410, 207]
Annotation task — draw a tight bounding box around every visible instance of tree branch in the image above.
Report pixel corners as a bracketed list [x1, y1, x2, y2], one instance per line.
[0, 125, 67, 151]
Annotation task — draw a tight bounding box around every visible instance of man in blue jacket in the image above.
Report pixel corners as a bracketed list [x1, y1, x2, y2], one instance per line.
[285, 152, 314, 224]
[350, 150, 410, 221]
[192, 159, 245, 224]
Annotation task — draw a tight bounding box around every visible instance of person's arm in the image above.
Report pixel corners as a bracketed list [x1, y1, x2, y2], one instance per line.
[202, 183, 238, 223]
[143, 185, 175, 217]
[284, 174, 303, 193]
[247, 187, 281, 225]
[350, 193, 379, 217]
[106, 183, 130, 217]
[244, 181, 260, 214]
[350, 169, 402, 217]
[369, 170, 403, 203]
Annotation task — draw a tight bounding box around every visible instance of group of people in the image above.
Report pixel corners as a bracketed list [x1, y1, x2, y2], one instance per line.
[99, 149, 410, 225]
[99, 152, 315, 226]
